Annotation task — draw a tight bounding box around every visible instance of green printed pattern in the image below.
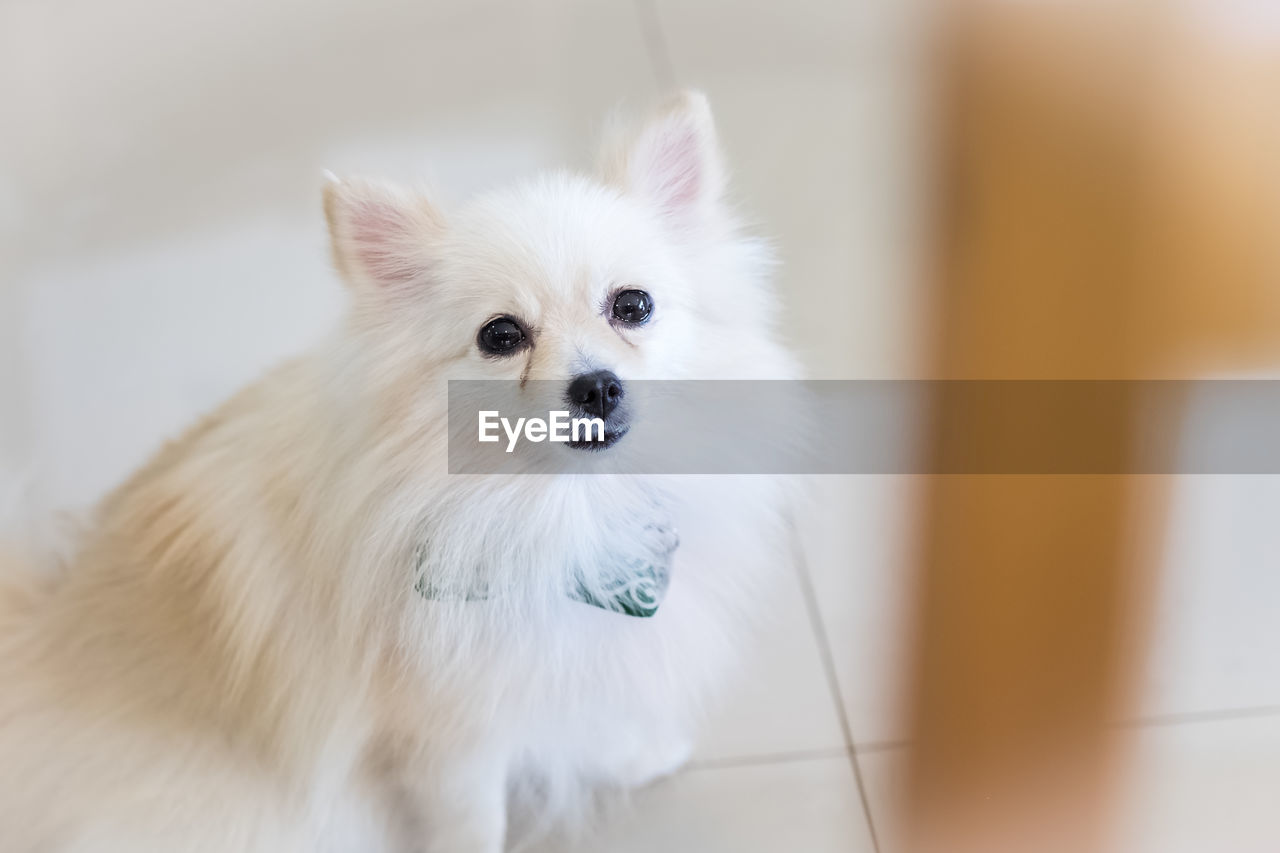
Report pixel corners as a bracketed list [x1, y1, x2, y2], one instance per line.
[414, 525, 678, 618]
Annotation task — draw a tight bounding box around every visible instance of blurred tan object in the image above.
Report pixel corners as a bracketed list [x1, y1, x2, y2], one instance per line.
[903, 3, 1279, 852]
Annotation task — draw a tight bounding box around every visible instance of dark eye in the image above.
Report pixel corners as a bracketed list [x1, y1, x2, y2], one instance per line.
[477, 317, 526, 355]
[611, 289, 652, 325]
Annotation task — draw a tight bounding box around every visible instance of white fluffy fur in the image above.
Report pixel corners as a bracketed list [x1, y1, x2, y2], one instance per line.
[0, 92, 800, 852]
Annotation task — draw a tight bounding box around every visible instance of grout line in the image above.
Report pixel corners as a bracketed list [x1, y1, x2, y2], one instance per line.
[685, 747, 853, 774]
[632, 0, 677, 91]
[814, 704, 1280, 759]
[853, 738, 911, 754]
[788, 517, 883, 853]
[1119, 704, 1280, 730]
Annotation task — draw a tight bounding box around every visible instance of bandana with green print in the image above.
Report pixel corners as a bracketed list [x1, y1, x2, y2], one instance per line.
[414, 522, 678, 618]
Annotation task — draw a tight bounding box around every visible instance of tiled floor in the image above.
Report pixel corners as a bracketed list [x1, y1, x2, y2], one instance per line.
[536, 474, 1280, 853]
[5, 2, 1279, 852]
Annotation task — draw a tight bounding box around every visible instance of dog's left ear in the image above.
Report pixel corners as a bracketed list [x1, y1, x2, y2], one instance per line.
[323, 174, 444, 297]
[601, 91, 726, 232]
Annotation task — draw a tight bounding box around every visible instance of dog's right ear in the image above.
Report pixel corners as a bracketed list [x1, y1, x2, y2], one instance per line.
[323, 174, 444, 296]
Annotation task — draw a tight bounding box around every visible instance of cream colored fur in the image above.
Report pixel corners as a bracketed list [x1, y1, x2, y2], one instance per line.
[0, 92, 799, 852]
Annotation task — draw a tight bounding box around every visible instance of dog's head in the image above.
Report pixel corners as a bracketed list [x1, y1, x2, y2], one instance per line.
[323, 92, 781, 457]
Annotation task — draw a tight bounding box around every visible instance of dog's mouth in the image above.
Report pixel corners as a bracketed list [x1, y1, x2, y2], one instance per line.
[567, 424, 630, 451]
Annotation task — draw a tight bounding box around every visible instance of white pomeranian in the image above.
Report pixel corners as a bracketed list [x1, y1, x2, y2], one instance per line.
[0, 92, 800, 852]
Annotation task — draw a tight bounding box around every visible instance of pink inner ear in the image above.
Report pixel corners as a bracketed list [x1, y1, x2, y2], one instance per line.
[350, 199, 422, 286]
[649, 123, 702, 213]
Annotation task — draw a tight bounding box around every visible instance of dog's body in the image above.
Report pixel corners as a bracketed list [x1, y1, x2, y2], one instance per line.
[0, 93, 799, 852]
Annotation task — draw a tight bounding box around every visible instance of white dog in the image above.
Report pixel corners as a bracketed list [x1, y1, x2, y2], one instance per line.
[0, 92, 799, 852]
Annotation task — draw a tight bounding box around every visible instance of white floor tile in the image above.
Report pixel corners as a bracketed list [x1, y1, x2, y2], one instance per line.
[525, 757, 876, 853]
[693, 555, 847, 762]
[796, 476, 918, 747]
[1114, 714, 1280, 853]
[693, 75, 929, 379]
[654, 0, 926, 77]
[653, 1, 932, 379]
[1139, 476, 1280, 719]
[7, 1, 660, 256]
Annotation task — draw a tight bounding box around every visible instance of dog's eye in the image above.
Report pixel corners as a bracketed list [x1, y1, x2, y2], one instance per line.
[612, 289, 652, 325]
[477, 317, 526, 355]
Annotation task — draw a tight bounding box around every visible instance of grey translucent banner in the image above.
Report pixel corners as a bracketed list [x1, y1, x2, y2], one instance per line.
[446, 380, 1280, 474]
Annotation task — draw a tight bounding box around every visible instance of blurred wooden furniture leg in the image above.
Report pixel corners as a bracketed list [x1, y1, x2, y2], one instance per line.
[902, 4, 1280, 852]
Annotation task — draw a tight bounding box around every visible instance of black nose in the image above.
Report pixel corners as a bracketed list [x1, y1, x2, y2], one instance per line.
[567, 370, 624, 420]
